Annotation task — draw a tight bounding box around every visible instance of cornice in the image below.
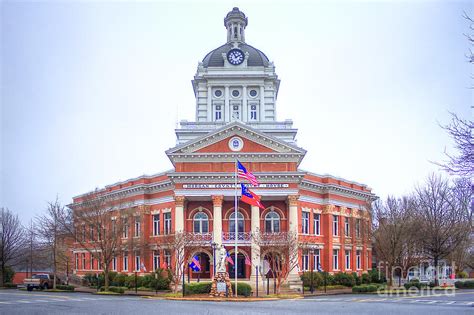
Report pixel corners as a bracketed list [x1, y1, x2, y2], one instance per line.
[299, 179, 377, 201]
[168, 152, 302, 163]
[168, 172, 305, 184]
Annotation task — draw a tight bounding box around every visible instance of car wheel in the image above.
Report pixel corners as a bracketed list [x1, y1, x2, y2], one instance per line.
[27, 285, 33, 292]
[42, 283, 49, 290]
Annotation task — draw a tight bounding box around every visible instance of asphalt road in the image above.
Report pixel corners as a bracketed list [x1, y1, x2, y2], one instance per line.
[0, 289, 472, 315]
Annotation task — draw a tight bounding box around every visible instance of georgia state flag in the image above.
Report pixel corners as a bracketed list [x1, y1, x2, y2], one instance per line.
[240, 184, 265, 209]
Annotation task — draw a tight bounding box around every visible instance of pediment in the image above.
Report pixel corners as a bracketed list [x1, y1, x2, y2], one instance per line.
[166, 122, 306, 156]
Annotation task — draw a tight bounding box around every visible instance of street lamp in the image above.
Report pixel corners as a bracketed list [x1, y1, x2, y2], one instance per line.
[211, 242, 217, 277]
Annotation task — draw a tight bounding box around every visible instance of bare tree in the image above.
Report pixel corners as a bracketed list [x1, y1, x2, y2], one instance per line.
[433, 13, 474, 177]
[252, 230, 299, 294]
[0, 208, 26, 286]
[36, 198, 70, 289]
[435, 112, 473, 177]
[150, 231, 190, 293]
[371, 197, 420, 286]
[413, 175, 472, 286]
[67, 195, 132, 291]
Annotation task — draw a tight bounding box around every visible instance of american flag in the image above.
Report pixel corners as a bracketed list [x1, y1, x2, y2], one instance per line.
[237, 161, 259, 186]
[244, 255, 252, 266]
[226, 251, 234, 265]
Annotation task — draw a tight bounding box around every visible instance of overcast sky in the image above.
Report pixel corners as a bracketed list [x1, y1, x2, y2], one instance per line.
[1, 0, 472, 224]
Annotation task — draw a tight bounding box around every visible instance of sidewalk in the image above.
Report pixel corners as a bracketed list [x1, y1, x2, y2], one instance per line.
[302, 288, 353, 296]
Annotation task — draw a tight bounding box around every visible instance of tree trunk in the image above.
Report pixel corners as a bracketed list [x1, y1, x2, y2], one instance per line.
[434, 257, 439, 287]
[104, 266, 109, 291]
[1, 261, 5, 286]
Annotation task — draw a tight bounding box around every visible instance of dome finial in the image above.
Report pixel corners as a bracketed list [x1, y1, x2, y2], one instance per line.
[224, 7, 248, 43]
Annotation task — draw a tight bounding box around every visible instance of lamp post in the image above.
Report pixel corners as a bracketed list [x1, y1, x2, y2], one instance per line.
[211, 242, 217, 277]
[310, 248, 314, 294]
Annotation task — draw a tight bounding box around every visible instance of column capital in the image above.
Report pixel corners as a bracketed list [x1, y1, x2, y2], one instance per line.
[174, 195, 185, 207]
[212, 195, 224, 207]
[323, 204, 335, 214]
[287, 195, 299, 207]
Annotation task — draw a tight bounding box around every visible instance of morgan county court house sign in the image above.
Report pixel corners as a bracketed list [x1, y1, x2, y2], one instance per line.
[69, 8, 377, 288]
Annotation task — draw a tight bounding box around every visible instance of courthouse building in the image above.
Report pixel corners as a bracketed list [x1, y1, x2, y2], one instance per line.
[70, 8, 376, 284]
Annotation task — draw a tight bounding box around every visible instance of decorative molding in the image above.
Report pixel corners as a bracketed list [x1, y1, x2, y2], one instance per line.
[287, 195, 299, 207]
[212, 195, 224, 207]
[174, 196, 185, 207]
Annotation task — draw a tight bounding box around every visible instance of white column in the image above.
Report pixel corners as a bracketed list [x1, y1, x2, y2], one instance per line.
[224, 85, 230, 122]
[242, 85, 247, 122]
[250, 205, 260, 280]
[288, 195, 300, 279]
[174, 196, 185, 232]
[259, 85, 265, 122]
[212, 195, 223, 245]
[207, 85, 212, 121]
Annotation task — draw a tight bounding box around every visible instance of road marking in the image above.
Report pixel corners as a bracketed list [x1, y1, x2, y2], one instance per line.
[463, 302, 474, 305]
[445, 301, 455, 304]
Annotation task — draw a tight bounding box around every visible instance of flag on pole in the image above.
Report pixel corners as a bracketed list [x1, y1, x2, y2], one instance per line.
[226, 251, 234, 265]
[161, 261, 168, 269]
[317, 263, 323, 272]
[237, 161, 259, 186]
[240, 184, 265, 209]
[189, 255, 201, 272]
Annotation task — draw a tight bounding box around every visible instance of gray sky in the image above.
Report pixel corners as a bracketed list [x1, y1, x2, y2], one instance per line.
[1, 0, 472, 224]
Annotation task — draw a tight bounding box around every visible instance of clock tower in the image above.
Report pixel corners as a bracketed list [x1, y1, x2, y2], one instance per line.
[178, 8, 298, 145]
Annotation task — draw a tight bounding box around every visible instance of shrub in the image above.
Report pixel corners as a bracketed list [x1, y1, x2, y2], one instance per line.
[352, 272, 361, 286]
[112, 274, 127, 287]
[333, 272, 356, 287]
[368, 269, 386, 284]
[148, 272, 171, 291]
[361, 273, 370, 284]
[56, 285, 75, 291]
[456, 271, 468, 279]
[404, 280, 427, 290]
[125, 275, 144, 288]
[2, 283, 17, 288]
[100, 286, 125, 294]
[183, 282, 212, 295]
[455, 280, 474, 289]
[300, 272, 323, 288]
[352, 284, 382, 293]
[231, 282, 252, 297]
[3, 266, 15, 283]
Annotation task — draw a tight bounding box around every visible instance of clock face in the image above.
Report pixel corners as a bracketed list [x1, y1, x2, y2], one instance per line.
[227, 49, 244, 65]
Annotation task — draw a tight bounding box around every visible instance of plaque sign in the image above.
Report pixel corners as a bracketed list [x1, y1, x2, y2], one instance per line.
[216, 282, 227, 293]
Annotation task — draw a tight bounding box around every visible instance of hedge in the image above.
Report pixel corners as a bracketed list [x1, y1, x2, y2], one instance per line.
[2, 283, 17, 288]
[352, 284, 384, 293]
[88, 270, 171, 291]
[231, 282, 252, 297]
[184, 282, 213, 295]
[403, 280, 435, 290]
[56, 285, 75, 291]
[454, 281, 474, 289]
[301, 272, 362, 288]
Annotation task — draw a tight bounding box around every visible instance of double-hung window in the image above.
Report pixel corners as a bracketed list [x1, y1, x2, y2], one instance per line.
[153, 214, 160, 236]
[302, 212, 309, 234]
[333, 215, 339, 236]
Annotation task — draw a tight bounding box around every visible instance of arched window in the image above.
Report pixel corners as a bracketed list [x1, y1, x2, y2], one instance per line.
[265, 211, 280, 233]
[229, 211, 244, 233]
[193, 212, 209, 234]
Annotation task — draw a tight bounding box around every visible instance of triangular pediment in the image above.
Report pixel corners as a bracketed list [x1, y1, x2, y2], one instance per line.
[166, 121, 306, 156]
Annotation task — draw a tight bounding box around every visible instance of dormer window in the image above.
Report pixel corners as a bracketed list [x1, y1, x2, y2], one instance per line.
[215, 105, 222, 121]
[250, 104, 257, 120]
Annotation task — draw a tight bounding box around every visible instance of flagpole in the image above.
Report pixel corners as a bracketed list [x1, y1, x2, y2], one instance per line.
[234, 158, 238, 297]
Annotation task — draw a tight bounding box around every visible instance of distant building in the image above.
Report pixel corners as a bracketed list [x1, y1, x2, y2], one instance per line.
[69, 8, 376, 285]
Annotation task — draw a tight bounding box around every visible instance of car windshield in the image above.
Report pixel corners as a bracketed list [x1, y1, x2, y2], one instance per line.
[32, 275, 48, 279]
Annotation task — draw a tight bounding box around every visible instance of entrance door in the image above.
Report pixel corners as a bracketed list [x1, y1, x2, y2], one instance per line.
[228, 253, 246, 278]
